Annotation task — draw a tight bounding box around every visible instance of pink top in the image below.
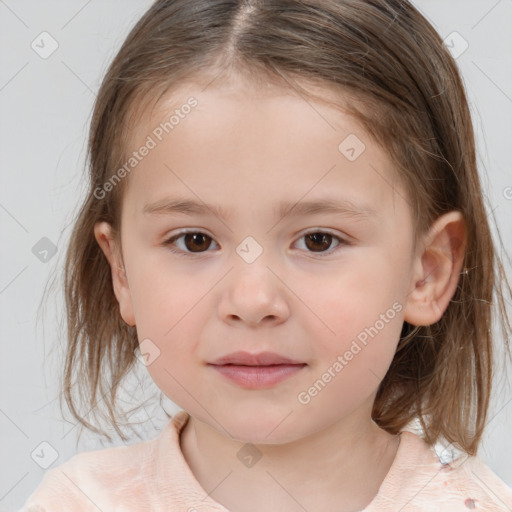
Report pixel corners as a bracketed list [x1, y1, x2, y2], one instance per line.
[20, 410, 512, 511]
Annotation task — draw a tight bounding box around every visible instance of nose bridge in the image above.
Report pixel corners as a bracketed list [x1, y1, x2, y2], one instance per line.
[219, 239, 289, 325]
[231, 231, 277, 281]
[233, 258, 273, 297]
[231, 240, 277, 300]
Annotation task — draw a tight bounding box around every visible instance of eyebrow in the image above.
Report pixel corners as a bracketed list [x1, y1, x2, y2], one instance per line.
[142, 196, 377, 222]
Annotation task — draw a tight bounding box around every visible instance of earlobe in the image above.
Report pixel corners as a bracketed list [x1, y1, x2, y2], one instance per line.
[93, 221, 136, 327]
[403, 211, 466, 327]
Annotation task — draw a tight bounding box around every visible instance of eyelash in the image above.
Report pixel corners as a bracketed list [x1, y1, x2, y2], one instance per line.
[163, 229, 350, 258]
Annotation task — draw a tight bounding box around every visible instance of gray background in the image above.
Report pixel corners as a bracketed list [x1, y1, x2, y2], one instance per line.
[1, 1, 511, 510]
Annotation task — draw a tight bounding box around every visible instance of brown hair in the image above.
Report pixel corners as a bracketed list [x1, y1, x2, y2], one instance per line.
[44, 0, 511, 453]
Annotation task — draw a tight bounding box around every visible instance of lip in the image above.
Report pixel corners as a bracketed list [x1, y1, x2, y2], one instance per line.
[209, 350, 303, 366]
[209, 364, 306, 389]
[207, 351, 306, 389]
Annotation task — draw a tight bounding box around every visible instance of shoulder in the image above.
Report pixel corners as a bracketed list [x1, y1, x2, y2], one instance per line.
[18, 434, 159, 512]
[378, 430, 512, 511]
[439, 450, 512, 511]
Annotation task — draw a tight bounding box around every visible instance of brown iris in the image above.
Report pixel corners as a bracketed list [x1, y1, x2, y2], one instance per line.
[304, 232, 333, 252]
[182, 232, 213, 252]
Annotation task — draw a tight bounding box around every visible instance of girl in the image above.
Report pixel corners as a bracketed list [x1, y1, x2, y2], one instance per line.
[20, 0, 512, 511]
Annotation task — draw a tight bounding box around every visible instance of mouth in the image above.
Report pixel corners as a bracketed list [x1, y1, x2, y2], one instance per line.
[207, 351, 306, 389]
[209, 350, 304, 366]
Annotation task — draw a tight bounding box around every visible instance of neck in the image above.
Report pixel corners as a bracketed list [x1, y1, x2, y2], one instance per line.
[179, 406, 400, 512]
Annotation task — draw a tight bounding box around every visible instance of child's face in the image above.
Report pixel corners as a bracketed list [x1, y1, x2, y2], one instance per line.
[101, 77, 420, 443]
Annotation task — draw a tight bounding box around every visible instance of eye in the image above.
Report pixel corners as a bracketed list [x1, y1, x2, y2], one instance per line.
[163, 229, 349, 257]
[294, 230, 348, 257]
[164, 231, 218, 256]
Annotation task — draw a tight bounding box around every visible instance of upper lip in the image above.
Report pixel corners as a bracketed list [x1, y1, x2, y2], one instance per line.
[209, 351, 304, 366]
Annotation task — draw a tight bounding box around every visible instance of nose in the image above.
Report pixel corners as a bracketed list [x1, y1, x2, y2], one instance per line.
[217, 259, 290, 327]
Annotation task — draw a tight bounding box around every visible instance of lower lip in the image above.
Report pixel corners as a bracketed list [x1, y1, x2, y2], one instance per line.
[209, 364, 306, 389]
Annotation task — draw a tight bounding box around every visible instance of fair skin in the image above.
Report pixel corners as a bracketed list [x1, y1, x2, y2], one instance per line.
[94, 74, 465, 512]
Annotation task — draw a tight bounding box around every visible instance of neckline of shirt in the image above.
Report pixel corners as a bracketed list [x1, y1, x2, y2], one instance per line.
[154, 410, 443, 511]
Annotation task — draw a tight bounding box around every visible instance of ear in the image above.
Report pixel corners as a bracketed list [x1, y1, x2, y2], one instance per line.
[403, 211, 466, 327]
[93, 221, 136, 327]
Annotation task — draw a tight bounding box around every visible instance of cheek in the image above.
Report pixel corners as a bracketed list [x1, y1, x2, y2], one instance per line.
[132, 278, 206, 353]
[126, 252, 224, 379]
[298, 293, 404, 417]
[127, 248, 203, 333]
[302, 250, 406, 376]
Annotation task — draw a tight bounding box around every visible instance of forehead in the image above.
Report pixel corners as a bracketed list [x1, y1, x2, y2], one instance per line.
[121, 79, 408, 224]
